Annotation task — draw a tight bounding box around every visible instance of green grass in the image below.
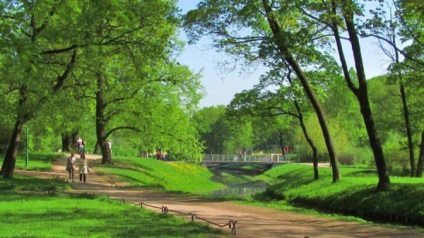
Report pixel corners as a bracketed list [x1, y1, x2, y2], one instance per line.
[0, 174, 70, 192]
[0, 191, 226, 237]
[0, 174, 227, 238]
[13, 153, 59, 171]
[254, 164, 424, 227]
[95, 156, 225, 194]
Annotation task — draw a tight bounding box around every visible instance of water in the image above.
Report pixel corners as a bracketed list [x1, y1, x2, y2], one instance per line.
[208, 165, 269, 198]
[210, 180, 268, 198]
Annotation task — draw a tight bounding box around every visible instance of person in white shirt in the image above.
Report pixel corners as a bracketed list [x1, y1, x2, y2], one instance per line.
[76, 137, 82, 153]
[78, 154, 90, 183]
[107, 141, 112, 154]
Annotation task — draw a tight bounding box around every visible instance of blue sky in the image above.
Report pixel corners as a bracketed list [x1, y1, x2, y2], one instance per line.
[177, 0, 390, 108]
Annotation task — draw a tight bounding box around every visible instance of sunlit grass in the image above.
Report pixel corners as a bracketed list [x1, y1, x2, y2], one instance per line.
[254, 163, 424, 227]
[10, 153, 60, 171]
[0, 173, 227, 238]
[0, 191, 226, 238]
[96, 156, 225, 194]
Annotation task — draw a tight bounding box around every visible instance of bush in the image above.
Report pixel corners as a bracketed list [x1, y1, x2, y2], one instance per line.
[383, 133, 410, 172]
[338, 154, 355, 165]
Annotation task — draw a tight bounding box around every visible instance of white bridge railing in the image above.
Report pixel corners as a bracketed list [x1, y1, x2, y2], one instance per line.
[203, 154, 290, 163]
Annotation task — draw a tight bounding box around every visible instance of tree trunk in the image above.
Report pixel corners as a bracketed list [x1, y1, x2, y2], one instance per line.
[276, 131, 286, 155]
[342, 10, 390, 191]
[294, 101, 319, 180]
[399, 80, 415, 176]
[61, 131, 78, 152]
[95, 71, 112, 164]
[0, 118, 25, 178]
[390, 29, 415, 176]
[415, 131, 424, 177]
[1, 85, 29, 179]
[358, 94, 390, 190]
[261, 0, 340, 183]
[93, 141, 100, 154]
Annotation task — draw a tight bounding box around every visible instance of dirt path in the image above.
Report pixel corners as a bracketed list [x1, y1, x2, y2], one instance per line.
[16, 154, 423, 238]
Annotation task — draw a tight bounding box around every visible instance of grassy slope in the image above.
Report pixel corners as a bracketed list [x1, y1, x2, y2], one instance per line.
[95, 156, 225, 194]
[255, 164, 424, 227]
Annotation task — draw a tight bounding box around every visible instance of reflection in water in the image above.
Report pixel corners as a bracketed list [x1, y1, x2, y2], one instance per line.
[209, 167, 269, 198]
[210, 182, 268, 198]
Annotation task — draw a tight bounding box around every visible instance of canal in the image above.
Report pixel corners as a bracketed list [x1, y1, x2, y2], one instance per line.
[207, 164, 272, 198]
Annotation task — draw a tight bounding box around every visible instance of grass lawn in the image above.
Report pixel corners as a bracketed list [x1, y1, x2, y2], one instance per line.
[95, 156, 225, 194]
[0, 191, 226, 237]
[14, 153, 58, 171]
[253, 164, 424, 227]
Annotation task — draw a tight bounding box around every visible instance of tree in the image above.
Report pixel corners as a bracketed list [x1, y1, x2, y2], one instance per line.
[227, 68, 322, 179]
[0, 0, 205, 177]
[331, 0, 390, 190]
[193, 105, 254, 155]
[0, 0, 78, 178]
[184, 0, 340, 182]
[292, 0, 391, 190]
[55, 0, 204, 164]
[193, 106, 227, 154]
[358, 1, 416, 176]
[360, 0, 424, 177]
[417, 132, 424, 177]
[392, 0, 424, 177]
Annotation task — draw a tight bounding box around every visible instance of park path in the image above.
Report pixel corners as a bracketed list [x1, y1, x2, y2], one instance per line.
[16, 154, 424, 238]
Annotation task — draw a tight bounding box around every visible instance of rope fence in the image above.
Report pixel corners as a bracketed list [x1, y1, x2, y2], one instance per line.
[138, 201, 238, 236]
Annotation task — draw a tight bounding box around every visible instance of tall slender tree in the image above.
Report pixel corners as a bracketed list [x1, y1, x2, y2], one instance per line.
[329, 0, 390, 190]
[185, 0, 341, 182]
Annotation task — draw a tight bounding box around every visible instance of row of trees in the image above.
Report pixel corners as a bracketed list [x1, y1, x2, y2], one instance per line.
[184, 0, 424, 190]
[0, 0, 204, 178]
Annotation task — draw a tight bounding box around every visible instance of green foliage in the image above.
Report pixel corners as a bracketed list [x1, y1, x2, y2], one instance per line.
[296, 115, 326, 158]
[0, 0, 205, 175]
[193, 105, 255, 154]
[344, 147, 374, 166]
[95, 156, 225, 194]
[383, 132, 410, 173]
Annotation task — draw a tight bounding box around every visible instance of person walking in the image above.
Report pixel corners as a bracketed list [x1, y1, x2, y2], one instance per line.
[66, 153, 76, 182]
[107, 140, 113, 156]
[80, 140, 86, 155]
[78, 154, 90, 183]
[76, 136, 82, 153]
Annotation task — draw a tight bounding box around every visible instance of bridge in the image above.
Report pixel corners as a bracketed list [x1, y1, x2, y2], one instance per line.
[202, 154, 291, 165]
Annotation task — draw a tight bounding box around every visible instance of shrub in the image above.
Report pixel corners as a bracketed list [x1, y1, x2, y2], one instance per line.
[338, 154, 355, 165]
[383, 132, 410, 172]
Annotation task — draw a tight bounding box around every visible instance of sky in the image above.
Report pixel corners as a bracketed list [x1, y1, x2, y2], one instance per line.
[176, 0, 391, 108]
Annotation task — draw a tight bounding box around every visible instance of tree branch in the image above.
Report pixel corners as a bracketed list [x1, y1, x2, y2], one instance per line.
[104, 126, 141, 139]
